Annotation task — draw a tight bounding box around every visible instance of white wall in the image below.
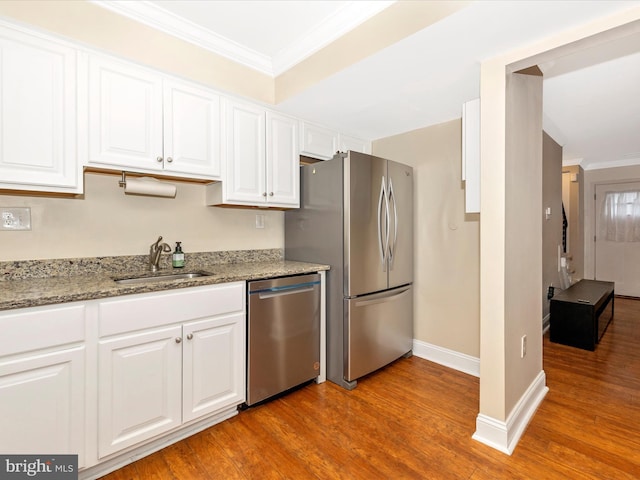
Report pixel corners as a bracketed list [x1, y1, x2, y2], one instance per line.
[0, 173, 283, 261]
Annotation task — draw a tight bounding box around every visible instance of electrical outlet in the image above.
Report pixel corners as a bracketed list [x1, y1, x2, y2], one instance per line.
[521, 335, 527, 358]
[255, 214, 265, 229]
[0, 207, 31, 231]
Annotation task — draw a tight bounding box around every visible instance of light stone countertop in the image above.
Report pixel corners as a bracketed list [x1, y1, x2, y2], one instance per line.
[0, 251, 329, 311]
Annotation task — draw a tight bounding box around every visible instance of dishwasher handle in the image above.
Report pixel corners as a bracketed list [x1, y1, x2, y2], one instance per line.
[251, 281, 320, 299]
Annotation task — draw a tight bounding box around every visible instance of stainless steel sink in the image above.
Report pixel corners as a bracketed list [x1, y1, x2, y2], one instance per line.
[114, 271, 212, 285]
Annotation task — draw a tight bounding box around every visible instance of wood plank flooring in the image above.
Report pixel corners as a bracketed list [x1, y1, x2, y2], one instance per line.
[100, 297, 640, 479]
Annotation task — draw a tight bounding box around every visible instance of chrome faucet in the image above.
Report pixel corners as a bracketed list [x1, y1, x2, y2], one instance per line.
[149, 236, 172, 272]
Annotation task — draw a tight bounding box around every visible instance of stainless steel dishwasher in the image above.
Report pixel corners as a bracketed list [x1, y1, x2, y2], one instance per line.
[246, 273, 321, 406]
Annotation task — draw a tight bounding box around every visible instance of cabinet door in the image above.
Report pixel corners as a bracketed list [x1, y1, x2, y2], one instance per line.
[0, 26, 79, 193]
[223, 99, 266, 204]
[88, 55, 163, 171]
[98, 325, 182, 458]
[339, 134, 371, 155]
[182, 313, 245, 423]
[0, 347, 85, 465]
[266, 112, 299, 208]
[299, 121, 338, 160]
[164, 80, 221, 178]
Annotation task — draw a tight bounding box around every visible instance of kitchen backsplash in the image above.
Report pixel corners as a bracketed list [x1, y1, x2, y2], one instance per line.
[0, 249, 283, 281]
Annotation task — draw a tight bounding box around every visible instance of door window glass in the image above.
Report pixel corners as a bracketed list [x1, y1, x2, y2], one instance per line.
[599, 190, 640, 242]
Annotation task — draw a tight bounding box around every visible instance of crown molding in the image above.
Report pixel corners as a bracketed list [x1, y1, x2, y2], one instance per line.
[583, 156, 640, 171]
[91, 0, 273, 75]
[91, 0, 395, 77]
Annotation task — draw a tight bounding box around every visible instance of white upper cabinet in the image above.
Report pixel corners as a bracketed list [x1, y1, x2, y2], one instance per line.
[266, 111, 300, 207]
[340, 133, 371, 155]
[300, 120, 371, 160]
[300, 121, 338, 160]
[462, 98, 480, 213]
[84, 54, 221, 180]
[0, 23, 80, 193]
[221, 99, 266, 204]
[207, 99, 299, 208]
[164, 79, 222, 178]
[86, 54, 163, 172]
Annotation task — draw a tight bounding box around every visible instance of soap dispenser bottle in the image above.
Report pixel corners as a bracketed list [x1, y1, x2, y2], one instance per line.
[172, 242, 185, 268]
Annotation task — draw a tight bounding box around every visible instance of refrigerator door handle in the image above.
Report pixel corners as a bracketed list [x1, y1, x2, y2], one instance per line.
[353, 285, 411, 307]
[377, 176, 388, 270]
[388, 178, 398, 270]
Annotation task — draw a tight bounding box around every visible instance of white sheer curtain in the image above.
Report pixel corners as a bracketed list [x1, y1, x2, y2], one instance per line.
[599, 190, 640, 242]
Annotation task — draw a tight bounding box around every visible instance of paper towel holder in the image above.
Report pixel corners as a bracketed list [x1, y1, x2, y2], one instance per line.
[118, 171, 128, 189]
[118, 171, 177, 198]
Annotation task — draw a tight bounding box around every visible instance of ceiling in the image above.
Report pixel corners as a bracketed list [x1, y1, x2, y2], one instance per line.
[94, 0, 640, 170]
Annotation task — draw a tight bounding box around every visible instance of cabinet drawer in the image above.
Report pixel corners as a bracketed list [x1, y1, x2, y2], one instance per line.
[0, 304, 86, 357]
[98, 282, 245, 337]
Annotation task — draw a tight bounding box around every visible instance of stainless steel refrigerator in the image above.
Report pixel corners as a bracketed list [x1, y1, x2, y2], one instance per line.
[285, 151, 413, 389]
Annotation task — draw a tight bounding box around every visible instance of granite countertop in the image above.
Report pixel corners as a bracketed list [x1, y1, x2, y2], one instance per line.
[0, 250, 329, 311]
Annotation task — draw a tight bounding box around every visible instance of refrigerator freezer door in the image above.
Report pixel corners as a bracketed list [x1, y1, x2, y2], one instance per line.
[387, 160, 413, 288]
[345, 151, 388, 297]
[344, 285, 413, 381]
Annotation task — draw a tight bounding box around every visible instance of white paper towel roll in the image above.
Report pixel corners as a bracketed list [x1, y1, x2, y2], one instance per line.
[124, 177, 177, 198]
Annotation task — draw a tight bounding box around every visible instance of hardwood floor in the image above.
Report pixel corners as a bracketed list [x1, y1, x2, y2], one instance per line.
[100, 297, 640, 479]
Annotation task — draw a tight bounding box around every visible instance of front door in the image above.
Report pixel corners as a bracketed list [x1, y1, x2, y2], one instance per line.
[595, 182, 640, 297]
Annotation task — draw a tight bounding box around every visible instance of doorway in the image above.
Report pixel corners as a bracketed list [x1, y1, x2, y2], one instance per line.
[595, 181, 640, 297]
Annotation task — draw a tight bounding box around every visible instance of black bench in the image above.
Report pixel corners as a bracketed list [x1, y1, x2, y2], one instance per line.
[550, 279, 614, 351]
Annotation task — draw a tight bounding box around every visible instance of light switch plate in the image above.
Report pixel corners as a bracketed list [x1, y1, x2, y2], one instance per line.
[1, 207, 32, 231]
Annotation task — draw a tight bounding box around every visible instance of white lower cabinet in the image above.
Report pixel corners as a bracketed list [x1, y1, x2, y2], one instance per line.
[0, 304, 86, 466]
[0, 282, 246, 477]
[98, 325, 182, 458]
[96, 283, 245, 460]
[182, 314, 245, 423]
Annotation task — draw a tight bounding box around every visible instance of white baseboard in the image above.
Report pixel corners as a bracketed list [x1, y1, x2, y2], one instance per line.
[412, 339, 480, 377]
[472, 370, 548, 454]
[543, 313, 550, 333]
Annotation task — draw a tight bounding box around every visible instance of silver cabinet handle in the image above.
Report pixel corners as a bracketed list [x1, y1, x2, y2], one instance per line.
[166, 157, 173, 163]
[262, 192, 267, 197]
[156, 156, 163, 163]
[175, 337, 182, 344]
[269, 192, 274, 196]
[186, 333, 193, 340]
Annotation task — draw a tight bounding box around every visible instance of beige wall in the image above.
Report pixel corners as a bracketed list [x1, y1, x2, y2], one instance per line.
[373, 119, 480, 358]
[583, 164, 640, 279]
[0, 0, 274, 103]
[504, 71, 544, 413]
[0, 173, 283, 261]
[542, 132, 563, 320]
